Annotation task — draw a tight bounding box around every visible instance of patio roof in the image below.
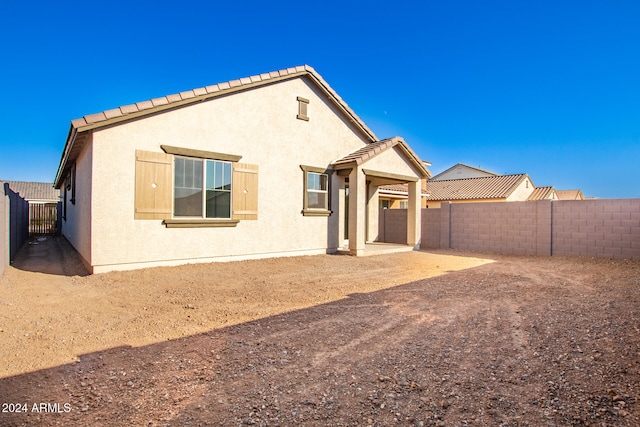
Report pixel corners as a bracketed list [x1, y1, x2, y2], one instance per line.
[332, 137, 431, 179]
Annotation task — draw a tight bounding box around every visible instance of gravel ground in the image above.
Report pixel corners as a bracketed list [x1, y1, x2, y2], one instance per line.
[0, 237, 639, 426]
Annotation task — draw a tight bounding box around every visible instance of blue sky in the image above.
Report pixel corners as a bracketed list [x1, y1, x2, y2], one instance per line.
[1, 0, 638, 198]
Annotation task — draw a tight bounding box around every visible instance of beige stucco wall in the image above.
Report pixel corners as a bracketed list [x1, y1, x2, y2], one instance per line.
[506, 177, 535, 202]
[363, 146, 422, 178]
[87, 76, 371, 272]
[61, 139, 92, 269]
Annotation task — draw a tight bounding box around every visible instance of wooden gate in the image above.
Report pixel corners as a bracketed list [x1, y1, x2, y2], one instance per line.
[29, 203, 58, 235]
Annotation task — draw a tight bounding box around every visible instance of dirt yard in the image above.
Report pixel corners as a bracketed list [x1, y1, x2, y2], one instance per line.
[0, 237, 639, 426]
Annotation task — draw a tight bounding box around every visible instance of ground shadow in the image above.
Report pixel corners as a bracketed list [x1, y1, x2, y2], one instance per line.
[10, 236, 89, 276]
[1, 258, 638, 426]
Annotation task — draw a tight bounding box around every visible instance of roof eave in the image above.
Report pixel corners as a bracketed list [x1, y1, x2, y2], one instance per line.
[54, 125, 78, 188]
[55, 65, 380, 184]
[69, 66, 380, 140]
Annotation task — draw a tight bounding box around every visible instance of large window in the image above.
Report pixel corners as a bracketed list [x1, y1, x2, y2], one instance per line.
[174, 156, 231, 218]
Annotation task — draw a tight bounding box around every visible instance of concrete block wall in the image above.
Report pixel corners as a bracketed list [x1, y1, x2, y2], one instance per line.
[421, 208, 441, 248]
[552, 199, 640, 259]
[378, 208, 407, 244]
[9, 190, 28, 261]
[1, 183, 29, 275]
[1, 186, 7, 275]
[416, 199, 640, 260]
[449, 201, 542, 256]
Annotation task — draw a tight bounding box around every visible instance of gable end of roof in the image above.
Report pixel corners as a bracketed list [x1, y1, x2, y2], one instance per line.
[332, 136, 430, 179]
[54, 65, 379, 187]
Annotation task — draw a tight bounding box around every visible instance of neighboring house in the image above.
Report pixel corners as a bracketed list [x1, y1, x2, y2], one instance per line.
[430, 163, 498, 181]
[556, 189, 584, 200]
[53, 65, 430, 273]
[0, 181, 60, 235]
[373, 161, 585, 208]
[425, 174, 535, 208]
[0, 181, 59, 204]
[527, 186, 558, 201]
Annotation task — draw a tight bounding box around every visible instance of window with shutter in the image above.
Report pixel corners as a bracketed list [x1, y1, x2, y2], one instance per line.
[136, 147, 258, 226]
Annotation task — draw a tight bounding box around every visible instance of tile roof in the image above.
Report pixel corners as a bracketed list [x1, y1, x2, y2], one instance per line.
[332, 137, 431, 178]
[55, 65, 379, 187]
[1, 181, 60, 202]
[425, 174, 530, 201]
[379, 184, 429, 196]
[68, 66, 358, 131]
[333, 138, 398, 168]
[556, 189, 584, 200]
[527, 186, 557, 201]
[430, 163, 498, 181]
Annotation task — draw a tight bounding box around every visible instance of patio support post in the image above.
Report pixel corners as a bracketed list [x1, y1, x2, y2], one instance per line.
[407, 180, 421, 248]
[348, 166, 366, 255]
[337, 176, 347, 250]
[366, 184, 379, 242]
[328, 171, 341, 252]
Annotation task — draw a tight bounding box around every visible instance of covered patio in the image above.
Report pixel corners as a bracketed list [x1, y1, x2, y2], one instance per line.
[331, 137, 430, 256]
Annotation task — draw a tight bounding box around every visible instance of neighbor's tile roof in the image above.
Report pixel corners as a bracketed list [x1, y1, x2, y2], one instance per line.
[425, 174, 529, 201]
[556, 189, 584, 200]
[527, 186, 556, 201]
[379, 184, 429, 196]
[1, 181, 60, 202]
[56, 65, 379, 187]
[430, 163, 498, 180]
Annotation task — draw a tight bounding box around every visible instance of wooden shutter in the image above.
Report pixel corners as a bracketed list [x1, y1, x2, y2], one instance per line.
[232, 163, 258, 220]
[135, 150, 173, 220]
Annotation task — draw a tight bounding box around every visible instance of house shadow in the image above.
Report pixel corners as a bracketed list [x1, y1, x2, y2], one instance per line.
[0, 267, 485, 427]
[10, 235, 89, 276]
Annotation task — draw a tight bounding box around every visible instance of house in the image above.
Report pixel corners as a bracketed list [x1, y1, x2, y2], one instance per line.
[527, 186, 558, 201]
[429, 163, 498, 181]
[424, 174, 535, 208]
[556, 189, 584, 200]
[376, 161, 585, 207]
[53, 65, 430, 273]
[0, 181, 59, 204]
[0, 181, 60, 235]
